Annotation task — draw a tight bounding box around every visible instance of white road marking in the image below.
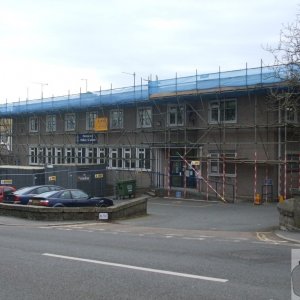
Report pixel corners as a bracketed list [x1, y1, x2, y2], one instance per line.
[43, 253, 228, 283]
[182, 237, 205, 241]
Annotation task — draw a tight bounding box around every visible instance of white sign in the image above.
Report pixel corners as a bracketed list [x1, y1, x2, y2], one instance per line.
[1, 179, 12, 184]
[191, 160, 200, 166]
[292, 249, 300, 299]
[99, 213, 109, 220]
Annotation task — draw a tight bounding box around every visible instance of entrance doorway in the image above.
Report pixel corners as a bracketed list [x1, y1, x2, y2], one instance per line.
[169, 149, 198, 189]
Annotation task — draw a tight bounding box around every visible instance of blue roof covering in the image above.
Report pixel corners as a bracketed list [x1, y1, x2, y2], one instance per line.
[0, 66, 287, 117]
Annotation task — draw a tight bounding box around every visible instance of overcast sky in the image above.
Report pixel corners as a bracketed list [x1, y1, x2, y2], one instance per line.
[0, 0, 299, 103]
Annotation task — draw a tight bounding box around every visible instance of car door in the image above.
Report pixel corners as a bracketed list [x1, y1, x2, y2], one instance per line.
[57, 190, 72, 206]
[70, 190, 89, 207]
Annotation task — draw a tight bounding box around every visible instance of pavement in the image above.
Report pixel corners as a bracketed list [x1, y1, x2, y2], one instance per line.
[275, 229, 300, 243]
[1, 197, 300, 244]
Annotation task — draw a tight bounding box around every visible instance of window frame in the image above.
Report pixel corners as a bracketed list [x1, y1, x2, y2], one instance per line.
[110, 109, 124, 129]
[208, 152, 237, 177]
[46, 115, 56, 133]
[209, 99, 237, 124]
[65, 113, 76, 131]
[86, 111, 97, 130]
[29, 117, 39, 133]
[137, 107, 152, 128]
[167, 104, 185, 127]
[285, 107, 298, 123]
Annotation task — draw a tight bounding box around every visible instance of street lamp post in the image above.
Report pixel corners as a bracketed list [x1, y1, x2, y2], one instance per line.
[122, 72, 136, 88]
[33, 82, 48, 99]
[122, 72, 136, 99]
[81, 79, 88, 93]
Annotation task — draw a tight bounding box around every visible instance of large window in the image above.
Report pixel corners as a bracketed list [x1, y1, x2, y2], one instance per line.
[137, 107, 152, 128]
[168, 105, 184, 126]
[86, 112, 97, 130]
[65, 113, 76, 131]
[110, 109, 123, 129]
[29, 117, 39, 132]
[285, 107, 298, 123]
[46, 115, 56, 132]
[209, 99, 237, 124]
[28, 146, 151, 170]
[208, 152, 236, 176]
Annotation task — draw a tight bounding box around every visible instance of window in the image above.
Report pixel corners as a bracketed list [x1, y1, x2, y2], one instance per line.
[38, 148, 45, 164]
[137, 148, 151, 170]
[29, 147, 38, 164]
[137, 107, 152, 128]
[287, 153, 300, 172]
[285, 107, 297, 123]
[110, 109, 123, 129]
[65, 113, 76, 131]
[46, 115, 56, 132]
[98, 148, 106, 164]
[86, 112, 97, 130]
[168, 105, 184, 126]
[77, 147, 86, 164]
[208, 152, 236, 176]
[123, 148, 136, 169]
[55, 147, 63, 164]
[29, 117, 39, 132]
[88, 147, 98, 164]
[46, 148, 55, 165]
[209, 100, 237, 123]
[66, 147, 75, 164]
[109, 148, 122, 168]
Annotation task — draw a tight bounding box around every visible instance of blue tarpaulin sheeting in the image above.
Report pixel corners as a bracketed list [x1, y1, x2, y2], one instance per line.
[0, 66, 288, 117]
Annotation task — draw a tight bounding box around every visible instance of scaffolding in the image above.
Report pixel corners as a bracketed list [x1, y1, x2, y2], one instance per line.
[0, 64, 299, 201]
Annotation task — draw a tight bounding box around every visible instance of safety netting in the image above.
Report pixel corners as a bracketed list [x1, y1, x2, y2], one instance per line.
[0, 65, 290, 117]
[148, 66, 286, 96]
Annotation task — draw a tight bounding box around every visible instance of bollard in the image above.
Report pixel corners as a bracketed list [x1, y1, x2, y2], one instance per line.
[254, 193, 262, 205]
[278, 195, 285, 203]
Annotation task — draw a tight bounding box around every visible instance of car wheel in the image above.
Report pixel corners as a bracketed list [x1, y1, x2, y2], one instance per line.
[96, 202, 105, 207]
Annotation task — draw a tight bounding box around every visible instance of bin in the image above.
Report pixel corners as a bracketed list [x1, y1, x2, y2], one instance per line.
[116, 179, 136, 199]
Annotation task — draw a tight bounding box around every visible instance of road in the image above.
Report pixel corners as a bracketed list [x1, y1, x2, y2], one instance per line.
[0, 198, 298, 300]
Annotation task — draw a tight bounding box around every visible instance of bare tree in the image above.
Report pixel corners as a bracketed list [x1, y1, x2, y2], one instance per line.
[265, 14, 300, 114]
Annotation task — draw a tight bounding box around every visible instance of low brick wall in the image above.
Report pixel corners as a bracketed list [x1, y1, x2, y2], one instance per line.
[0, 196, 148, 222]
[277, 197, 300, 231]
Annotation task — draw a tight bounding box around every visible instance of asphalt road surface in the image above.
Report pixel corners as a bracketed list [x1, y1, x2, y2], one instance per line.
[0, 198, 298, 300]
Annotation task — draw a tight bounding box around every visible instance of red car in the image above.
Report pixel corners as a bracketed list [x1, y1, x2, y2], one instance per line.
[0, 186, 16, 202]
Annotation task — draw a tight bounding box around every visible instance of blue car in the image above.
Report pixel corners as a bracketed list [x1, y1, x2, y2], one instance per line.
[6, 185, 64, 205]
[27, 189, 114, 208]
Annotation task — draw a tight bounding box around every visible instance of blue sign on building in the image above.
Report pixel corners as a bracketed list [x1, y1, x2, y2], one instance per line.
[76, 134, 97, 144]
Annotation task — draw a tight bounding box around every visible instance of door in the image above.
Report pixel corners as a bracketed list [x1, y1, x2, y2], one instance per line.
[170, 160, 183, 187]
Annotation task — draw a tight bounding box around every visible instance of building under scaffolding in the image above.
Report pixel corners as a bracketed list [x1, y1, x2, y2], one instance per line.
[0, 65, 299, 202]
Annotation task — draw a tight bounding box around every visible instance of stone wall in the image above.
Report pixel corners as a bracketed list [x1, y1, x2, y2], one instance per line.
[0, 197, 148, 222]
[277, 193, 300, 231]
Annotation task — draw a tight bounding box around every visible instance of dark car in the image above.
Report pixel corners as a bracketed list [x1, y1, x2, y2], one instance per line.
[0, 186, 16, 202]
[27, 189, 114, 208]
[6, 185, 64, 205]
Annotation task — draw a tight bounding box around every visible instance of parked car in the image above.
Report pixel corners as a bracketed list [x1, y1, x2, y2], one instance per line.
[5, 185, 64, 205]
[27, 189, 114, 207]
[0, 186, 16, 202]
